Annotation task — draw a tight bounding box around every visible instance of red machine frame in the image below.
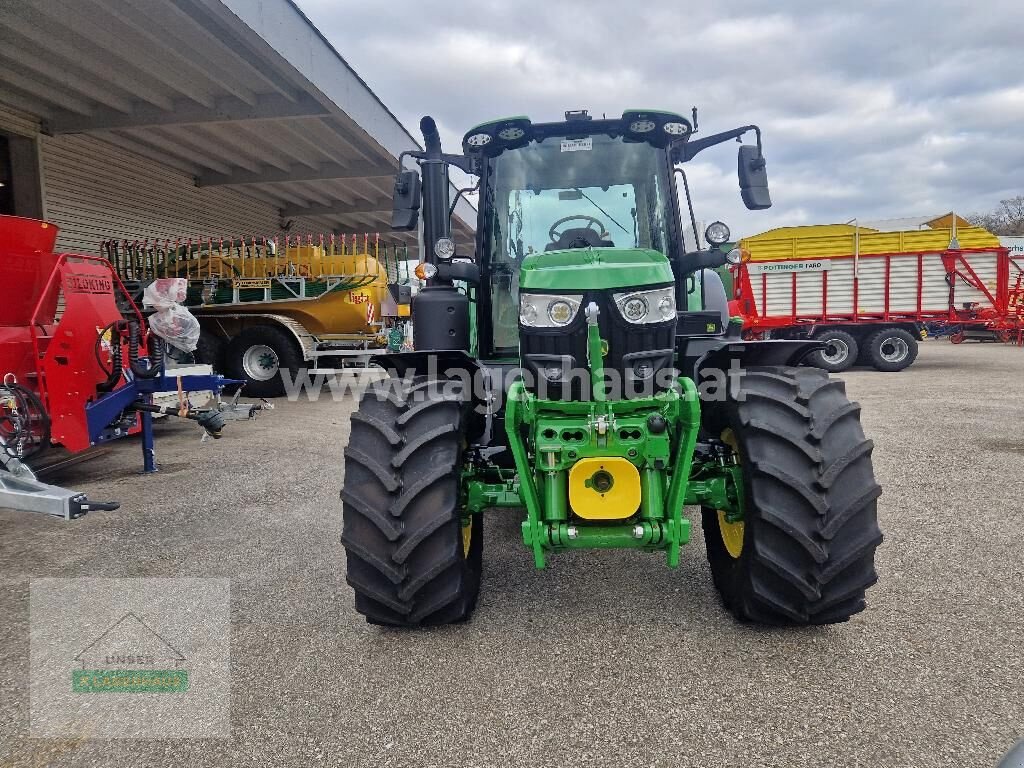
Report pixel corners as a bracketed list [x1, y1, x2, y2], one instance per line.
[27, 254, 149, 452]
[731, 246, 1024, 341]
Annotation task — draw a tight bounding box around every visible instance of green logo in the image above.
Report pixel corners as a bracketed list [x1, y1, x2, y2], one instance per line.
[72, 669, 188, 693]
[72, 612, 188, 695]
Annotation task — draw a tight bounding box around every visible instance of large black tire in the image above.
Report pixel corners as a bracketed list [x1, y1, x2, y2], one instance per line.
[224, 325, 302, 397]
[341, 377, 482, 626]
[195, 329, 226, 372]
[701, 366, 883, 625]
[806, 329, 859, 373]
[865, 327, 918, 372]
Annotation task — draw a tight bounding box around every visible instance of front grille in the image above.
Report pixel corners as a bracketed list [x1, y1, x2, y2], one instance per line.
[520, 285, 676, 400]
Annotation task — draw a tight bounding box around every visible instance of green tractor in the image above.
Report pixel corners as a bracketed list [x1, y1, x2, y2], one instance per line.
[341, 109, 882, 627]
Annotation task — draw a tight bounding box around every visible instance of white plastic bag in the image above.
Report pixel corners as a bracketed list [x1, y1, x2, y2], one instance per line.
[143, 278, 200, 353]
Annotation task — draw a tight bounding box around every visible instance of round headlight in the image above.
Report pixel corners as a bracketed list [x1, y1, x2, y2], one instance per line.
[705, 221, 731, 246]
[657, 295, 675, 319]
[433, 237, 456, 260]
[414, 262, 437, 280]
[497, 126, 525, 141]
[466, 133, 492, 147]
[520, 301, 538, 324]
[547, 299, 574, 325]
[725, 248, 742, 265]
[622, 296, 648, 322]
[628, 119, 656, 133]
[663, 122, 690, 136]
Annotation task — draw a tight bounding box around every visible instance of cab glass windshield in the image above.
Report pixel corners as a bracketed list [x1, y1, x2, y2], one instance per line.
[483, 134, 675, 352]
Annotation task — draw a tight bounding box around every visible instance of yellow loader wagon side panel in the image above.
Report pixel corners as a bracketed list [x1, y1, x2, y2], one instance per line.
[742, 222, 1000, 262]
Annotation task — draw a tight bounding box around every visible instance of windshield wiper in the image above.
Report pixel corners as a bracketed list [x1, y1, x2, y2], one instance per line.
[574, 188, 631, 237]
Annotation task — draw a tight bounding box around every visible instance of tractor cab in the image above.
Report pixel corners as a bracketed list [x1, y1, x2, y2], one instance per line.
[389, 108, 771, 377]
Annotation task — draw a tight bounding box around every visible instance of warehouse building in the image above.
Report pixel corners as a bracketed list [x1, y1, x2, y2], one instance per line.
[0, 0, 475, 255]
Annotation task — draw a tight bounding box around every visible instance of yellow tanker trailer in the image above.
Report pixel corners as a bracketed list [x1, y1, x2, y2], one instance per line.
[103, 235, 412, 395]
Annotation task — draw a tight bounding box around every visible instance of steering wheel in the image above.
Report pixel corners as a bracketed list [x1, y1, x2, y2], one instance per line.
[548, 215, 609, 244]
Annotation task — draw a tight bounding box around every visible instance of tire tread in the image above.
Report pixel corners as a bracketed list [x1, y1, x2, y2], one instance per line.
[341, 377, 481, 626]
[702, 365, 882, 625]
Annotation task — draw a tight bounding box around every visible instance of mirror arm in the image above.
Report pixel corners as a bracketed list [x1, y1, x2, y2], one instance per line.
[397, 150, 476, 176]
[674, 124, 762, 162]
[396, 149, 425, 172]
[441, 152, 478, 175]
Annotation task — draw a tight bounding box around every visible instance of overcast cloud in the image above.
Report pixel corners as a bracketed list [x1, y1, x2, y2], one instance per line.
[300, 0, 1023, 238]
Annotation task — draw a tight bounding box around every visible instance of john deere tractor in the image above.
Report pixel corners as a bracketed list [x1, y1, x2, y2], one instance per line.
[341, 109, 882, 627]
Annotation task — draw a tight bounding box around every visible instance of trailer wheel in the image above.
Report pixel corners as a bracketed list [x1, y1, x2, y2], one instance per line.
[807, 329, 858, 372]
[224, 325, 302, 397]
[195, 330, 226, 372]
[341, 377, 482, 626]
[701, 366, 883, 625]
[865, 328, 918, 372]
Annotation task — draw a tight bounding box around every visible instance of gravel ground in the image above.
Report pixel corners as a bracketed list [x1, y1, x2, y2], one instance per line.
[0, 340, 1022, 767]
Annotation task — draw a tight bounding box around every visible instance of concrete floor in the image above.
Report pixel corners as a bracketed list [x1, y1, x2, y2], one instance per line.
[1, 341, 1022, 767]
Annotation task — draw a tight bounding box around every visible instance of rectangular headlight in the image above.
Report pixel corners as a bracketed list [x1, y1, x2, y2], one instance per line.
[519, 293, 583, 328]
[612, 286, 676, 324]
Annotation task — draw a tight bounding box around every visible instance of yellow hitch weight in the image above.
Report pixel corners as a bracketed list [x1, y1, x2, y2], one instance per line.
[568, 457, 641, 520]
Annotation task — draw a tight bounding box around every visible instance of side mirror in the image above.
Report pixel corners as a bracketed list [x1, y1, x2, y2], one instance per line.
[391, 169, 421, 231]
[738, 145, 771, 210]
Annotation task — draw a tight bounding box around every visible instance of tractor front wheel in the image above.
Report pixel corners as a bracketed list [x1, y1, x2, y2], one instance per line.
[701, 366, 882, 625]
[341, 376, 482, 626]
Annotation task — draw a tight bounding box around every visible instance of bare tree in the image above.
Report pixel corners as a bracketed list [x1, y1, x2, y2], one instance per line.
[967, 196, 1024, 236]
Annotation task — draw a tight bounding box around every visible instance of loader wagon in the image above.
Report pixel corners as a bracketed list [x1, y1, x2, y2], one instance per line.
[731, 217, 1024, 371]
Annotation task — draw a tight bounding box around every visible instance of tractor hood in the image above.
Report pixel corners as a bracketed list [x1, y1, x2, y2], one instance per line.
[519, 247, 673, 291]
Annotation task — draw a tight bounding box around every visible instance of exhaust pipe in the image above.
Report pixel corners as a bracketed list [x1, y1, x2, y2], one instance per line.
[418, 116, 451, 267]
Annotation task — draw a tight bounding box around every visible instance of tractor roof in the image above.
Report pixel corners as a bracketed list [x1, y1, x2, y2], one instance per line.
[462, 110, 693, 157]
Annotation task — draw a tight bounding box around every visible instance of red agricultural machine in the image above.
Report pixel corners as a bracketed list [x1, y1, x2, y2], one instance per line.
[0, 215, 255, 519]
[726, 221, 1024, 372]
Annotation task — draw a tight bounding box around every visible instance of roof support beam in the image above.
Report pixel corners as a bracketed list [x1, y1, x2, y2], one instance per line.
[45, 93, 327, 134]
[197, 160, 395, 187]
[280, 198, 392, 219]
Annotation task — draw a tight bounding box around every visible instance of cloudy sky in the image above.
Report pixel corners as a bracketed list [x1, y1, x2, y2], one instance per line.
[300, 0, 1022, 238]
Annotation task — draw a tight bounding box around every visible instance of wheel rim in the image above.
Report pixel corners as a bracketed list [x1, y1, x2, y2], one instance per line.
[879, 337, 909, 363]
[717, 510, 745, 558]
[820, 338, 850, 365]
[241, 344, 280, 381]
[717, 429, 745, 559]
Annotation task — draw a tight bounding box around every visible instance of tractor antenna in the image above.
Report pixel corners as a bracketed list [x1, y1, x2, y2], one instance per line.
[691, 106, 699, 133]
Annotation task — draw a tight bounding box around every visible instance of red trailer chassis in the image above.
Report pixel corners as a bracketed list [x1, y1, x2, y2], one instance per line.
[732, 246, 1024, 342]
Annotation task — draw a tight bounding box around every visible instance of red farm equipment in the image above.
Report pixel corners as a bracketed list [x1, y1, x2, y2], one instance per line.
[0, 215, 254, 519]
[729, 220, 1024, 372]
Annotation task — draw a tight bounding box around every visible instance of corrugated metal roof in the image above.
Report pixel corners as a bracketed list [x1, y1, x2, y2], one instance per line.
[0, 0, 476, 251]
